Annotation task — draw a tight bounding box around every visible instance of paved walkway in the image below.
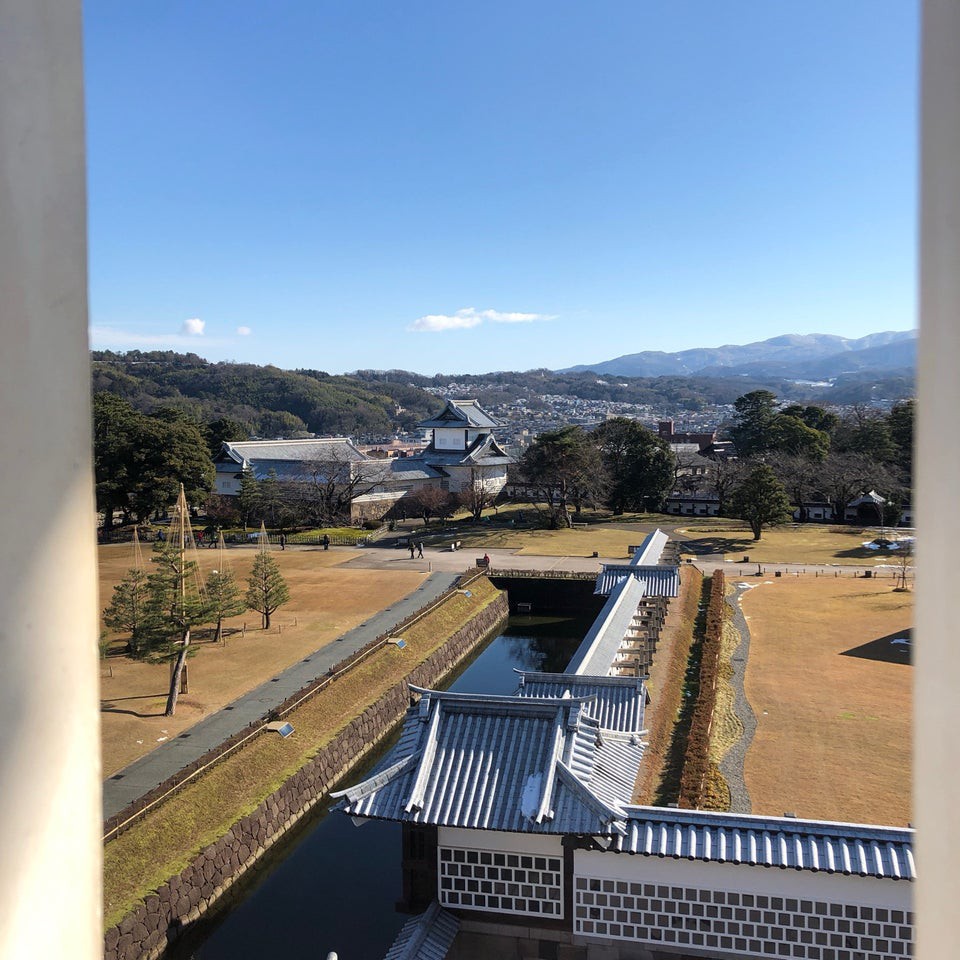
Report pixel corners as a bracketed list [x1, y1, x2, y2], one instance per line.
[102, 570, 458, 822]
[340, 544, 613, 574]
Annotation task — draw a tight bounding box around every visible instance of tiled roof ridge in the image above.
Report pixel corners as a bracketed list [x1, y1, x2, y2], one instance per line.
[555, 761, 627, 833]
[515, 669, 645, 689]
[622, 804, 914, 840]
[228, 436, 355, 446]
[407, 685, 599, 710]
[332, 751, 421, 804]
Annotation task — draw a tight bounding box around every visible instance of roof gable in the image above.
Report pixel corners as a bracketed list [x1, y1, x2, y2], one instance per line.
[418, 399, 500, 430]
[331, 687, 644, 834]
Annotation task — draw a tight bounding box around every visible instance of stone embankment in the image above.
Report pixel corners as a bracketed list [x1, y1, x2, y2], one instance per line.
[104, 591, 508, 960]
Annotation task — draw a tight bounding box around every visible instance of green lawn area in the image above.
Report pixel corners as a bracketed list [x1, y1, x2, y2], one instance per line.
[675, 523, 909, 565]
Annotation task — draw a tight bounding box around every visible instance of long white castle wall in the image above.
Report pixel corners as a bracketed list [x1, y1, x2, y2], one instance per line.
[575, 850, 913, 959]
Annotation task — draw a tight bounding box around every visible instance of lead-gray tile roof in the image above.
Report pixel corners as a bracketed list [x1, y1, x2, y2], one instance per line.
[616, 807, 915, 881]
[218, 437, 366, 464]
[358, 459, 444, 483]
[515, 671, 646, 733]
[383, 901, 459, 960]
[632, 529, 670, 565]
[332, 688, 644, 835]
[565, 576, 650, 676]
[418, 399, 500, 430]
[594, 565, 680, 597]
[413, 434, 511, 467]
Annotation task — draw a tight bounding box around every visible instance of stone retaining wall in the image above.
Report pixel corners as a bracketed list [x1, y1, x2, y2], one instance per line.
[104, 591, 509, 960]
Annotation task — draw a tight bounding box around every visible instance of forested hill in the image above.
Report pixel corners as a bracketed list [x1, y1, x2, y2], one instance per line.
[351, 368, 914, 408]
[90, 351, 438, 437]
[91, 351, 915, 440]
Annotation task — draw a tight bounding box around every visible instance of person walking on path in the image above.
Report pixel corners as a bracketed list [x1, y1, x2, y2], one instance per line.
[322, 533, 330, 551]
[279, 533, 286, 550]
[409, 542, 416, 559]
[416, 541, 424, 558]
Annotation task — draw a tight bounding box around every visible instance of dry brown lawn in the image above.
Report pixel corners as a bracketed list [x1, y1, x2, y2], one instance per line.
[677, 523, 908, 566]
[740, 577, 912, 825]
[98, 543, 425, 775]
[447, 525, 644, 558]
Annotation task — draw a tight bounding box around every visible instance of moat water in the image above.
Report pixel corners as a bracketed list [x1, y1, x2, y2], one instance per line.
[167, 613, 591, 960]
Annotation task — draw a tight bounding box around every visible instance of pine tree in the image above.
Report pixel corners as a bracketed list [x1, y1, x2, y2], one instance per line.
[236, 468, 261, 530]
[207, 567, 246, 643]
[730, 465, 794, 541]
[103, 567, 150, 657]
[245, 551, 290, 629]
[141, 536, 210, 715]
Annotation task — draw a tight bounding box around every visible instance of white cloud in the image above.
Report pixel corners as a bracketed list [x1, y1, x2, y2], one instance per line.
[236, 325, 252, 336]
[408, 306, 555, 333]
[181, 317, 205, 336]
[90, 325, 230, 350]
[479, 309, 548, 324]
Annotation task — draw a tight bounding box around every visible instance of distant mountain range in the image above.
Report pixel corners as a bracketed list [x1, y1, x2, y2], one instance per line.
[560, 331, 917, 380]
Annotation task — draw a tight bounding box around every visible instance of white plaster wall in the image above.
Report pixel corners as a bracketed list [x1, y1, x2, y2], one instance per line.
[434, 428, 467, 451]
[575, 852, 913, 912]
[215, 471, 242, 495]
[440, 826, 564, 858]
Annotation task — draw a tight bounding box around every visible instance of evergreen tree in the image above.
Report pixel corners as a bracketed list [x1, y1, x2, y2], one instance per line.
[520, 426, 604, 527]
[102, 567, 150, 656]
[730, 465, 794, 541]
[207, 566, 246, 643]
[236, 468, 261, 530]
[141, 536, 210, 715]
[592, 417, 675, 513]
[245, 551, 290, 629]
[729, 391, 779, 457]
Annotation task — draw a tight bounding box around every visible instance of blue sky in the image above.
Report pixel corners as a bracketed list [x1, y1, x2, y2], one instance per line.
[84, 1, 918, 375]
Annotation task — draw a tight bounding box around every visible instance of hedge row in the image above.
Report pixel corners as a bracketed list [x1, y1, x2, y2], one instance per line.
[678, 570, 727, 809]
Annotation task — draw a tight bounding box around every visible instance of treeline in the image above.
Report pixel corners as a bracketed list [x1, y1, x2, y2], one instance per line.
[516, 391, 915, 536]
[91, 351, 915, 445]
[91, 350, 438, 437]
[719, 392, 914, 534]
[516, 419, 676, 527]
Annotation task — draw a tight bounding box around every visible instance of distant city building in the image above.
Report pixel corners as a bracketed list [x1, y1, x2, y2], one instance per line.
[658, 419, 718, 450]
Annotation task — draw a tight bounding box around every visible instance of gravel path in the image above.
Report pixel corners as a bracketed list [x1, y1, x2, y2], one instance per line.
[718, 583, 758, 813]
